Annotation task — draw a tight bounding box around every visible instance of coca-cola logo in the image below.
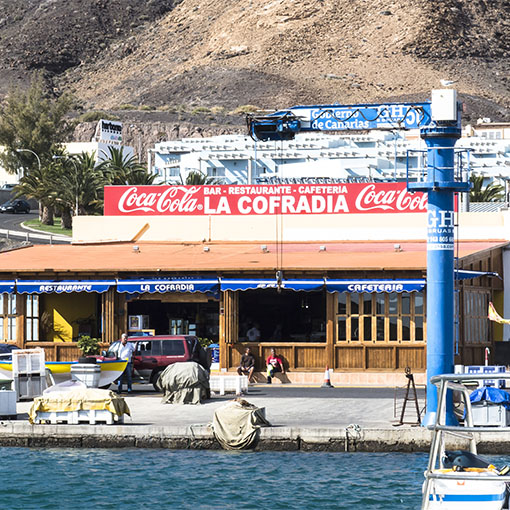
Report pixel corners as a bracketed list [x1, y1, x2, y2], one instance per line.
[118, 186, 202, 214]
[354, 184, 427, 212]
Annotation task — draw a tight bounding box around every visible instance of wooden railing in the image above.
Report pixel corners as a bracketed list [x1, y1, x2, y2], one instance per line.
[228, 341, 427, 371]
[25, 342, 110, 362]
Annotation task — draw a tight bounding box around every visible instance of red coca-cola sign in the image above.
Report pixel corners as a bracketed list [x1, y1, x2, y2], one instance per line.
[104, 183, 428, 216]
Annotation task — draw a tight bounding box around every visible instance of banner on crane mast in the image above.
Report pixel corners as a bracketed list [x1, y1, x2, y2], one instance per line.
[104, 182, 431, 216]
[306, 103, 432, 131]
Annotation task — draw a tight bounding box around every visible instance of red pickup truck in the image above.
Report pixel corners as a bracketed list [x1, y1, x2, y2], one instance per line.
[102, 335, 209, 390]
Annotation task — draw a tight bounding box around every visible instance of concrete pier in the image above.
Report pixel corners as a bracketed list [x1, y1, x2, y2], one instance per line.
[1, 385, 507, 453]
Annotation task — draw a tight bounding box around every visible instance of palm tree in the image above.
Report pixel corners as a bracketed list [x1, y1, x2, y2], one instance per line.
[14, 160, 59, 225]
[469, 174, 504, 202]
[178, 170, 223, 185]
[99, 147, 156, 185]
[52, 152, 108, 226]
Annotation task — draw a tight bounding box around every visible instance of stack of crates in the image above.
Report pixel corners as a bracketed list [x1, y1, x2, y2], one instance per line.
[12, 349, 46, 400]
[0, 377, 16, 418]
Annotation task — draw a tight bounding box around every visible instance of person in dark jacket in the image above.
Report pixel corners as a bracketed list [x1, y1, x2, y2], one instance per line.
[237, 347, 255, 382]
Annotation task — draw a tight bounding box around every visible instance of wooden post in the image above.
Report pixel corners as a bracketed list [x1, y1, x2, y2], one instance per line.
[219, 292, 226, 369]
[219, 290, 239, 370]
[16, 294, 26, 349]
[326, 291, 336, 369]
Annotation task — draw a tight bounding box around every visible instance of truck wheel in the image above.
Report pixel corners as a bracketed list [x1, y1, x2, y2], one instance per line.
[151, 369, 163, 391]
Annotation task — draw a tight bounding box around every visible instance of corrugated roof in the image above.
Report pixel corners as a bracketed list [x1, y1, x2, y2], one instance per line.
[0, 240, 506, 276]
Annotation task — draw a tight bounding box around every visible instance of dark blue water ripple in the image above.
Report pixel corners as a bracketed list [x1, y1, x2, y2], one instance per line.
[0, 448, 436, 509]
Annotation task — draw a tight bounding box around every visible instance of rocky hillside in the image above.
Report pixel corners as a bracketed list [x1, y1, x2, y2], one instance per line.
[0, 0, 509, 152]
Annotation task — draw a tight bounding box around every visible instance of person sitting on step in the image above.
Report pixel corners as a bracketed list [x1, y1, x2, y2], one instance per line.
[266, 348, 285, 384]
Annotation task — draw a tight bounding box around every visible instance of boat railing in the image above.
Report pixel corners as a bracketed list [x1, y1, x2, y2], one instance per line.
[422, 372, 510, 510]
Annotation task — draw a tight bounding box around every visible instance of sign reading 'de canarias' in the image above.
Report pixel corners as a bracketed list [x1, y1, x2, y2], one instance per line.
[103, 183, 428, 216]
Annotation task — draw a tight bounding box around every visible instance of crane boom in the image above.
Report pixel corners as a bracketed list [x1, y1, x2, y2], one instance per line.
[247, 101, 438, 141]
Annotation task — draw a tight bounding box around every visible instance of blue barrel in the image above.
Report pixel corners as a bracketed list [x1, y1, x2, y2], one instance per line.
[208, 344, 220, 364]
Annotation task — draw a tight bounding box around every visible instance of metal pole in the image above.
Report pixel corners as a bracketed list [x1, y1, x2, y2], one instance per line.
[421, 127, 461, 426]
[16, 148, 41, 177]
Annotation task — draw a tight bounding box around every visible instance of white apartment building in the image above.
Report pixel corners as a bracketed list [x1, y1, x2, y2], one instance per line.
[150, 121, 510, 189]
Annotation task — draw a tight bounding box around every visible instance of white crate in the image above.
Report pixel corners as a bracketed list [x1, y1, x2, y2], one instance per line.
[14, 374, 46, 401]
[472, 402, 510, 427]
[210, 375, 249, 395]
[12, 349, 45, 376]
[34, 408, 124, 425]
[71, 364, 101, 388]
[0, 390, 16, 416]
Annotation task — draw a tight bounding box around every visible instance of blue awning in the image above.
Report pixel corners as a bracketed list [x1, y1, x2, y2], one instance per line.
[16, 280, 116, 294]
[220, 279, 325, 291]
[325, 279, 425, 293]
[0, 281, 15, 294]
[455, 270, 501, 280]
[220, 279, 279, 291]
[281, 279, 325, 291]
[116, 278, 219, 294]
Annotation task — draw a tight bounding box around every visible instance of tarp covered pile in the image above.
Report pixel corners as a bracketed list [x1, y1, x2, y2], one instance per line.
[157, 361, 210, 404]
[28, 387, 130, 424]
[470, 386, 510, 409]
[212, 398, 271, 450]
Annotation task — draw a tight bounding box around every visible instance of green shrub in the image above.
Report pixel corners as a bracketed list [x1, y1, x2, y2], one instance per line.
[79, 111, 120, 122]
[198, 337, 214, 348]
[231, 105, 260, 115]
[210, 106, 226, 115]
[191, 106, 211, 115]
[77, 335, 101, 356]
[116, 104, 136, 110]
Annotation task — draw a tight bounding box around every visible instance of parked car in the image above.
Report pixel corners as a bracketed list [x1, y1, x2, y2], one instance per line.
[0, 343, 20, 360]
[100, 335, 210, 390]
[0, 199, 31, 214]
[0, 183, 16, 190]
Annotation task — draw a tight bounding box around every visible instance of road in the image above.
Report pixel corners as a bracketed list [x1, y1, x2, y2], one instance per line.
[0, 211, 71, 244]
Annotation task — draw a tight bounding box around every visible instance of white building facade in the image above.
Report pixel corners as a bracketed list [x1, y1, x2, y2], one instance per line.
[150, 122, 510, 188]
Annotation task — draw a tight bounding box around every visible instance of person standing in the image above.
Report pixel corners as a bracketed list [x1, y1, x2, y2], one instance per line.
[246, 323, 261, 342]
[237, 347, 256, 382]
[117, 333, 135, 394]
[266, 348, 285, 384]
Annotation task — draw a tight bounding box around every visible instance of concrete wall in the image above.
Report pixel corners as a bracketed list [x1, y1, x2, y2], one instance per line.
[72, 211, 510, 244]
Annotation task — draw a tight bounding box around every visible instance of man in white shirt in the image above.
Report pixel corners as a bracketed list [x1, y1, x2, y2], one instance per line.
[246, 324, 261, 342]
[117, 333, 136, 394]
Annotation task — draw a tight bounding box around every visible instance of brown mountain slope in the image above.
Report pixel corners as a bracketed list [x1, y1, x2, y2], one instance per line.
[0, 0, 178, 95]
[60, 0, 510, 121]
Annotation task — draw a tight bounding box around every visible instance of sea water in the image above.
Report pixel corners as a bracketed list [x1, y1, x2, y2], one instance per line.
[2, 448, 507, 510]
[2, 448, 430, 509]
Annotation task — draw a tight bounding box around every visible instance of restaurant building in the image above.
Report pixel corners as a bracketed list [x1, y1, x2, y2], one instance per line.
[0, 182, 507, 385]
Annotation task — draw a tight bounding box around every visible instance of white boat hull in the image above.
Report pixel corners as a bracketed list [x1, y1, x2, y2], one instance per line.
[0, 359, 128, 388]
[427, 472, 507, 510]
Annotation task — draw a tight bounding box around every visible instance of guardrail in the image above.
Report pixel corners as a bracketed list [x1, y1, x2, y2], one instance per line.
[0, 228, 71, 244]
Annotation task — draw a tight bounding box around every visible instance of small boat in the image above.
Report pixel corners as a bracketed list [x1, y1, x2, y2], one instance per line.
[0, 358, 127, 389]
[422, 372, 510, 509]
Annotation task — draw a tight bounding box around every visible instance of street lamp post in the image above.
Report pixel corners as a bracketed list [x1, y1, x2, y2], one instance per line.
[53, 155, 79, 216]
[15, 148, 41, 177]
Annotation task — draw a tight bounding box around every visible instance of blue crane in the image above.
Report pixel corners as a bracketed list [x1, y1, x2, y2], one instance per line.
[248, 100, 438, 141]
[248, 90, 470, 426]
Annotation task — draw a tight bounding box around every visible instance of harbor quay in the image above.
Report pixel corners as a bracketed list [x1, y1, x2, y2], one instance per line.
[1, 385, 509, 453]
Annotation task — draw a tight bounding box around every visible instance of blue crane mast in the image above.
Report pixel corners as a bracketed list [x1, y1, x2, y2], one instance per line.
[247, 90, 470, 426]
